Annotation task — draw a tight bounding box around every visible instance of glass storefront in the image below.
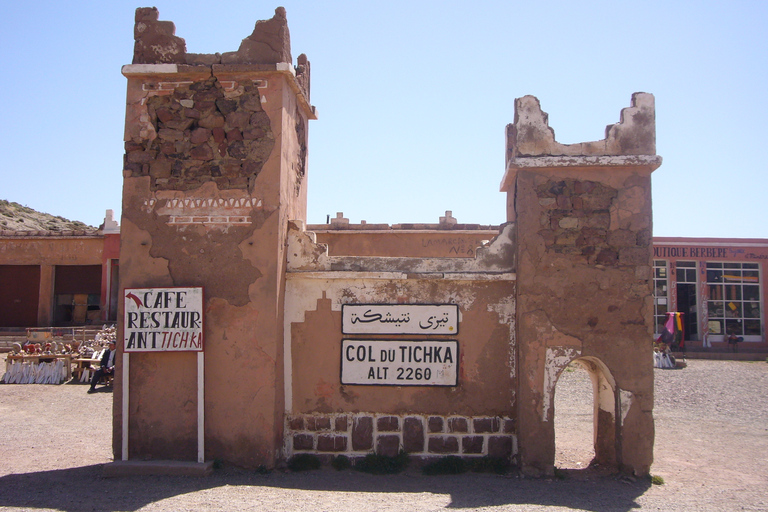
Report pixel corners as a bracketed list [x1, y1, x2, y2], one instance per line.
[706, 262, 762, 341]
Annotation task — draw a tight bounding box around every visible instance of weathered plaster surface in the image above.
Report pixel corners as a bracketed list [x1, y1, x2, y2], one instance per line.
[543, 346, 581, 421]
[511, 94, 656, 476]
[508, 93, 657, 159]
[311, 230, 499, 259]
[116, 7, 314, 468]
[285, 279, 515, 415]
[283, 223, 517, 433]
[0, 238, 103, 267]
[288, 222, 516, 274]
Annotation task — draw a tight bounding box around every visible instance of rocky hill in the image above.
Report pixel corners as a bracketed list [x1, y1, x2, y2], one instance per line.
[0, 200, 95, 232]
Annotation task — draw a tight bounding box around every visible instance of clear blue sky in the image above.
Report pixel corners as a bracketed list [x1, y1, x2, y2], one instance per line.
[1, 1, 766, 237]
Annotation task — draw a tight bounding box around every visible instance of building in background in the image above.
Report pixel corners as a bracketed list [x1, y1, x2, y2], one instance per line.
[0, 210, 120, 328]
[652, 238, 768, 349]
[3, 217, 765, 352]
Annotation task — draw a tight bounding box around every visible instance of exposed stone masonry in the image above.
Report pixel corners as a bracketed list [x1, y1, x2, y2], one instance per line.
[536, 178, 652, 266]
[124, 77, 274, 192]
[287, 413, 516, 461]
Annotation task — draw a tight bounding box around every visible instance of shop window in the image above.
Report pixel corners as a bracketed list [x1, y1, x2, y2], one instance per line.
[675, 261, 698, 340]
[653, 260, 668, 335]
[706, 262, 762, 340]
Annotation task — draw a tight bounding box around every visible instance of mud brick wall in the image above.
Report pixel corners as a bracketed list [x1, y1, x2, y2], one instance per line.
[286, 413, 516, 461]
[509, 93, 660, 476]
[116, 7, 314, 468]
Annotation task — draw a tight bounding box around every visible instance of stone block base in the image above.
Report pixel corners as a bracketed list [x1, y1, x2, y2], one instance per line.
[286, 413, 516, 461]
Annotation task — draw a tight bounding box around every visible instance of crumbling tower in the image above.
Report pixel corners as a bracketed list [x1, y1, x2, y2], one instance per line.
[503, 94, 661, 475]
[117, 7, 315, 467]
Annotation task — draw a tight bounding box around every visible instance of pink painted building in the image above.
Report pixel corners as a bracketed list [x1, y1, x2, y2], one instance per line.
[652, 237, 768, 350]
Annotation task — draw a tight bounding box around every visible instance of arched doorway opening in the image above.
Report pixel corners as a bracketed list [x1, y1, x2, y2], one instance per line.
[554, 361, 594, 469]
[554, 356, 618, 472]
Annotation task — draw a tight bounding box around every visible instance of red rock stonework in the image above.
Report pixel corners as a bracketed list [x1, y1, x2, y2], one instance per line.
[125, 78, 274, 192]
[288, 413, 515, 461]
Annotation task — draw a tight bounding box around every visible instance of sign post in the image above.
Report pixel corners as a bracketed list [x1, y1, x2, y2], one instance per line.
[122, 287, 205, 462]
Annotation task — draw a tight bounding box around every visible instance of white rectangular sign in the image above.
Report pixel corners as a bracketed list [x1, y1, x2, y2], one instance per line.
[342, 304, 458, 335]
[341, 340, 458, 386]
[124, 287, 204, 352]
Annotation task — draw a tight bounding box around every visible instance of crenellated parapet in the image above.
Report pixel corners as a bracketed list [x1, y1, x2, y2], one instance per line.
[507, 93, 659, 476]
[506, 93, 658, 161]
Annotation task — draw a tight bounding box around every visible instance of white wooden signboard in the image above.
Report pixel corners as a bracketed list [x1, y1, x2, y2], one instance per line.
[123, 287, 204, 352]
[341, 340, 458, 386]
[342, 304, 458, 335]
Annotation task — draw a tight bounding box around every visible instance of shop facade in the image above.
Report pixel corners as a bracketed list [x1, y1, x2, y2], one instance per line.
[653, 238, 768, 349]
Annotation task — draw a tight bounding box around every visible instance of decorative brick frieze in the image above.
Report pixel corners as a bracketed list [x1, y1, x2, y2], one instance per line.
[285, 413, 516, 462]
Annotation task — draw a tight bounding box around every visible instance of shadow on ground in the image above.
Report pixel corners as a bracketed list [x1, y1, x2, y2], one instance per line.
[0, 465, 649, 511]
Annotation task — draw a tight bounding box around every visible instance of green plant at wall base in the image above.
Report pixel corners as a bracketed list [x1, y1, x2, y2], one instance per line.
[354, 451, 409, 474]
[331, 455, 351, 471]
[288, 453, 321, 472]
[422, 456, 467, 475]
[650, 474, 665, 485]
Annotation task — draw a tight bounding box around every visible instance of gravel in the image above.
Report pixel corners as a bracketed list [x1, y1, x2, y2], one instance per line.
[1, 356, 766, 511]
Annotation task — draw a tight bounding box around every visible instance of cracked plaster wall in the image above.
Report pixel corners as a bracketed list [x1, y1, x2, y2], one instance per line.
[510, 94, 657, 476]
[114, 7, 313, 468]
[283, 222, 517, 455]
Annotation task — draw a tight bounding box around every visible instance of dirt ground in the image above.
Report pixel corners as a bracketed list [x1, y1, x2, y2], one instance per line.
[0, 357, 766, 511]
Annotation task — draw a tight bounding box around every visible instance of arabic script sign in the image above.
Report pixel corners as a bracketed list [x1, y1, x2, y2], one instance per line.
[124, 287, 204, 352]
[341, 340, 458, 386]
[341, 304, 458, 335]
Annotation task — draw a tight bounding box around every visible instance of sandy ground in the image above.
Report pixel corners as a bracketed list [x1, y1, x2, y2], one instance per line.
[0, 357, 766, 511]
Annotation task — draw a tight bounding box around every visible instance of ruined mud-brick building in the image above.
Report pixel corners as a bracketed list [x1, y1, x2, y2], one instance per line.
[116, 7, 660, 475]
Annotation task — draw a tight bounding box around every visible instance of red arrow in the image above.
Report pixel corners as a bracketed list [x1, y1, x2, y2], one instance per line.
[125, 292, 143, 308]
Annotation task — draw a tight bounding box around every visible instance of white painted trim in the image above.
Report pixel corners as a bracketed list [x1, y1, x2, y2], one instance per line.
[121, 353, 129, 461]
[276, 62, 295, 74]
[122, 64, 179, 75]
[286, 271, 516, 281]
[197, 352, 205, 463]
[509, 155, 662, 169]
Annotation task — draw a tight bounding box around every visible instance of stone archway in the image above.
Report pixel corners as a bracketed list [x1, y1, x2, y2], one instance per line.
[554, 361, 594, 469]
[554, 356, 618, 470]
